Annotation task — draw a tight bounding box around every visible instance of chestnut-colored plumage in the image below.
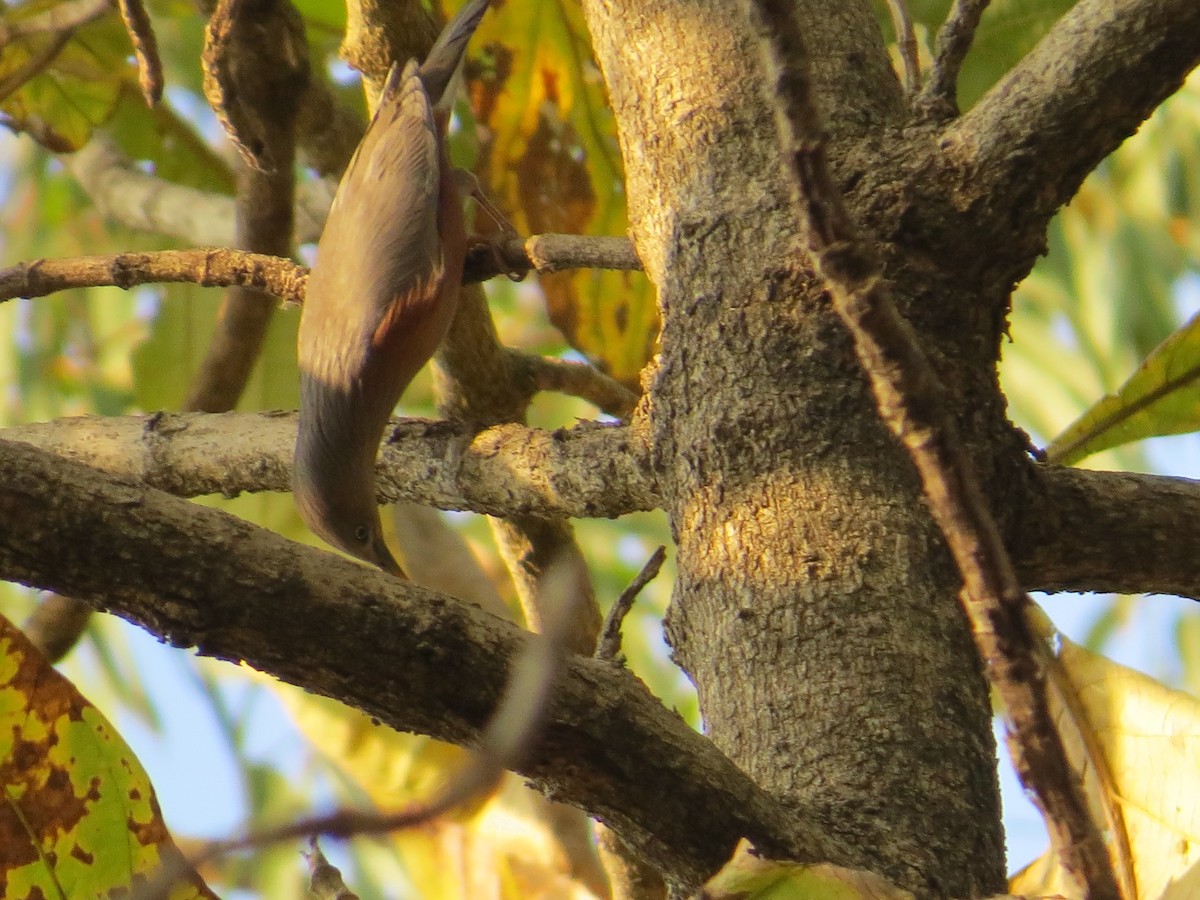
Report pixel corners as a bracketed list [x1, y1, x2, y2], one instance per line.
[293, 0, 492, 576]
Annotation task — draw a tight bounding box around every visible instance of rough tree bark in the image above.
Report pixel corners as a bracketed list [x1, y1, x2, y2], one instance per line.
[584, 1, 1002, 894]
[581, 0, 1199, 894]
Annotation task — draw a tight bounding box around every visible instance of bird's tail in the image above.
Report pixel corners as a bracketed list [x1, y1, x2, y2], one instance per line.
[420, 0, 492, 105]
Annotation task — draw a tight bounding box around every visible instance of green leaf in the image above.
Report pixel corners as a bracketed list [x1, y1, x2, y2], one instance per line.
[0, 613, 216, 899]
[106, 87, 235, 195]
[701, 841, 913, 900]
[874, 0, 1077, 110]
[291, 0, 348, 34]
[1003, 73, 1200, 469]
[1045, 311, 1200, 465]
[0, 5, 134, 150]
[957, 0, 1075, 109]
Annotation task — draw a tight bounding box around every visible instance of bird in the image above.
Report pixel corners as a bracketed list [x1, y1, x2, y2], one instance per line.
[293, 0, 494, 577]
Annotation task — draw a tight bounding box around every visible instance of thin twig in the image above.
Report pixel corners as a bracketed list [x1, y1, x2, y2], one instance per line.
[917, 0, 991, 116]
[0, 248, 309, 304]
[742, 1, 1118, 898]
[116, 0, 162, 104]
[884, 0, 920, 96]
[0, 235, 641, 305]
[596, 546, 666, 662]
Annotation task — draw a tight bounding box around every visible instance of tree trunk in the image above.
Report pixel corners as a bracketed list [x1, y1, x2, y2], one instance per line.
[583, 1, 1009, 894]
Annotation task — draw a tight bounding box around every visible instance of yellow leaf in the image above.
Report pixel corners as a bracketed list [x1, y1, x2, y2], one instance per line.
[1011, 609, 1200, 899]
[0, 613, 214, 899]
[464, 0, 657, 386]
[276, 683, 604, 898]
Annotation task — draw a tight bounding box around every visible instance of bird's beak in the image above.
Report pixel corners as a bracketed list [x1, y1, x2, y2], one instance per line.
[371, 534, 407, 579]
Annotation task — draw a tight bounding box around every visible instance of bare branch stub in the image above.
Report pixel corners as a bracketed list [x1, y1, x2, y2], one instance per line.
[742, 0, 1118, 897]
[517, 351, 639, 418]
[596, 545, 667, 662]
[463, 233, 642, 283]
[917, 0, 991, 117]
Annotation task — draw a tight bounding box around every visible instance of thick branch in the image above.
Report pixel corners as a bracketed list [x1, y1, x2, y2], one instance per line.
[2, 413, 658, 519]
[14, 412, 1193, 600]
[946, 0, 1200, 241]
[0, 438, 844, 892]
[1015, 466, 1200, 600]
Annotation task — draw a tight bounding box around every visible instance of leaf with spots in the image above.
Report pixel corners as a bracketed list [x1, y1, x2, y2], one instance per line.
[0, 613, 214, 899]
[464, 0, 657, 388]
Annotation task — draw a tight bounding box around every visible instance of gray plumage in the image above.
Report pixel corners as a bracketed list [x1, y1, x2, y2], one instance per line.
[293, 0, 490, 575]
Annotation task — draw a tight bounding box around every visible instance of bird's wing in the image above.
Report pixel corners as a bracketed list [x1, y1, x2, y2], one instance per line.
[299, 60, 442, 388]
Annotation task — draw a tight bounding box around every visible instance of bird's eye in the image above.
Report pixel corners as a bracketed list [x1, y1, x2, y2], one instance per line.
[353, 524, 370, 544]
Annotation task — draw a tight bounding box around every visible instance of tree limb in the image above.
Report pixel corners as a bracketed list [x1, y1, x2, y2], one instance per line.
[1016, 466, 1200, 601]
[1, 412, 659, 519]
[10, 410, 1197, 603]
[0, 236, 642, 306]
[65, 132, 333, 245]
[186, 0, 307, 412]
[0, 437, 846, 893]
[943, 0, 1200, 273]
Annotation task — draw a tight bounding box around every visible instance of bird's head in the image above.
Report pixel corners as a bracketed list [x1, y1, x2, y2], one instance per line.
[292, 437, 406, 578]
